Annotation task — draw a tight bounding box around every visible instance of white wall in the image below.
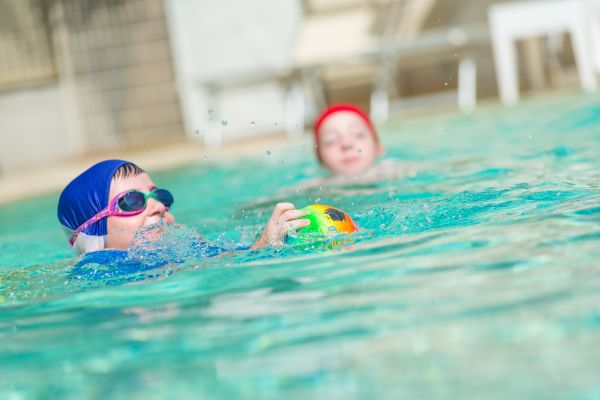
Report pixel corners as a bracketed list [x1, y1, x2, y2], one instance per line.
[164, 0, 303, 146]
[0, 85, 70, 174]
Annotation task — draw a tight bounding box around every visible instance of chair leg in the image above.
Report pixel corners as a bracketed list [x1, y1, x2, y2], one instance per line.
[492, 29, 520, 105]
[570, 21, 598, 93]
[589, 13, 600, 72]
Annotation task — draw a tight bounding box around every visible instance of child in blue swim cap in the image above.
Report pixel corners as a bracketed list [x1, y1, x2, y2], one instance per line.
[58, 160, 309, 276]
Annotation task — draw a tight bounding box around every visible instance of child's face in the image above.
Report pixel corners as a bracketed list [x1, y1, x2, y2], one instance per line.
[105, 172, 176, 250]
[317, 111, 382, 176]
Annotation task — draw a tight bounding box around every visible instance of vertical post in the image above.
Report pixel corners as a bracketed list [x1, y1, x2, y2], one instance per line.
[370, 87, 389, 123]
[371, 57, 393, 123]
[458, 57, 477, 113]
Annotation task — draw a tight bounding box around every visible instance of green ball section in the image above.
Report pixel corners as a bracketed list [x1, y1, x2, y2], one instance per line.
[287, 205, 336, 244]
[297, 207, 330, 235]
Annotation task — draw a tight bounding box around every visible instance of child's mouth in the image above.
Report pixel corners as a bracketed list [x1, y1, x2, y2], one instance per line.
[342, 156, 360, 165]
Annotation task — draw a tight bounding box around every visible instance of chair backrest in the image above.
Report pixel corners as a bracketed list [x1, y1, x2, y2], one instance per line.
[292, 0, 439, 66]
[292, 8, 376, 66]
[489, 0, 600, 72]
[304, 0, 401, 14]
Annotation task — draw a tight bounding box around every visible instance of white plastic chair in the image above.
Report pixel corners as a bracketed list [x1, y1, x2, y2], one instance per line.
[488, 0, 600, 105]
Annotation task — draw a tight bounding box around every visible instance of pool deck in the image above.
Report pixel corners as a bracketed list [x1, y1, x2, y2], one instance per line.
[0, 133, 295, 206]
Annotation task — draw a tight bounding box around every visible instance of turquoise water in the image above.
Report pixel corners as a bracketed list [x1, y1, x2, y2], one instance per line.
[1, 93, 599, 399]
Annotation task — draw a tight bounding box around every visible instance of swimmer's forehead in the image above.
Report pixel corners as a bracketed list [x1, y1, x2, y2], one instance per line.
[109, 172, 156, 196]
[319, 111, 371, 135]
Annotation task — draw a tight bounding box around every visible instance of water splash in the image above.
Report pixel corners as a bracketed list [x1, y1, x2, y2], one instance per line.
[127, 222, 208, 265]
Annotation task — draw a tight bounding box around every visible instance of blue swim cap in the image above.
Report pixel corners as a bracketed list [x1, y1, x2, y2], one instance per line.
[58, 159, 131, 255]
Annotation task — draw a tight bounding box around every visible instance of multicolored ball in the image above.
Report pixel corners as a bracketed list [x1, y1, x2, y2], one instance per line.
[288, 204, 358, 246]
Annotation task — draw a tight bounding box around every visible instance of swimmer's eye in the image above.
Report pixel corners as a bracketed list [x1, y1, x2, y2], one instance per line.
[353, 131, 368, 139]
[320, 135, 337, 147]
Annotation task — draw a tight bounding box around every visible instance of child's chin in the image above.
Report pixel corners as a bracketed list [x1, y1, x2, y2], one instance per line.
[339, 164, 369, 177]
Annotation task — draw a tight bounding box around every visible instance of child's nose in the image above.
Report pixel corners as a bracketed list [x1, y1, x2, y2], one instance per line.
[340, 139, 354, 150]
[146, 197, 167, 217]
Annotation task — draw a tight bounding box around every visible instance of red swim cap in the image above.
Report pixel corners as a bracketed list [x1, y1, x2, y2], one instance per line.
[313, 103, 378, 161]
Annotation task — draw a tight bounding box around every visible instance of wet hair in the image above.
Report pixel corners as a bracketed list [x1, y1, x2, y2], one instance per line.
[111, 162, 145, 181]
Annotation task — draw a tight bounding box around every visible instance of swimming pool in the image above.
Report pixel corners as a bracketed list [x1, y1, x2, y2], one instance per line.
[1, 93, 599, 399]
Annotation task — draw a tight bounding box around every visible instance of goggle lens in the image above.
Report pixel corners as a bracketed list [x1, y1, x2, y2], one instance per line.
[154, 189, 174, 208]
[118, 191, 146, 212]
[116, 189, 174, 213]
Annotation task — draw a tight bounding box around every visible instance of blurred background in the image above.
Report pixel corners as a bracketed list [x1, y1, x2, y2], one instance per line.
[0, 0, 594, 203]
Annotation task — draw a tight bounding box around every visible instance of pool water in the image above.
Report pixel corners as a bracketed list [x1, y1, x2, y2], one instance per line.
[1, 93, 599, 399]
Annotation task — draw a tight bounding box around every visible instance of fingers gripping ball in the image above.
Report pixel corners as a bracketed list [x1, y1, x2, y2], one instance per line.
[289, 204, 358, 246]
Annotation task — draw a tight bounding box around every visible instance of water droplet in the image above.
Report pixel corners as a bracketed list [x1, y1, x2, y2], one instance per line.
[444, 82, 448, 86]
[265, 150, 271, 155]
[202, 155, 208, 161]
[221, 120, 228, 126]
[194, 129, 200, 135]
[274, 122, 278, 126]
[250, 121, 255, 126]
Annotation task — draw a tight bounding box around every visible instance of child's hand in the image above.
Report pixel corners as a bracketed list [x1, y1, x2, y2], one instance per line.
[250, 203, 310, 249]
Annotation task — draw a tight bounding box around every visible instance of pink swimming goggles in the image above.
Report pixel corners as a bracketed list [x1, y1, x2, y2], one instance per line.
[69, 188, 174, 246]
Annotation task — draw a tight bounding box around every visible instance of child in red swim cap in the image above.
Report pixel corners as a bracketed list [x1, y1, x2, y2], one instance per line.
[313, 103, 384, 177]
[305, 103, 412, 187]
